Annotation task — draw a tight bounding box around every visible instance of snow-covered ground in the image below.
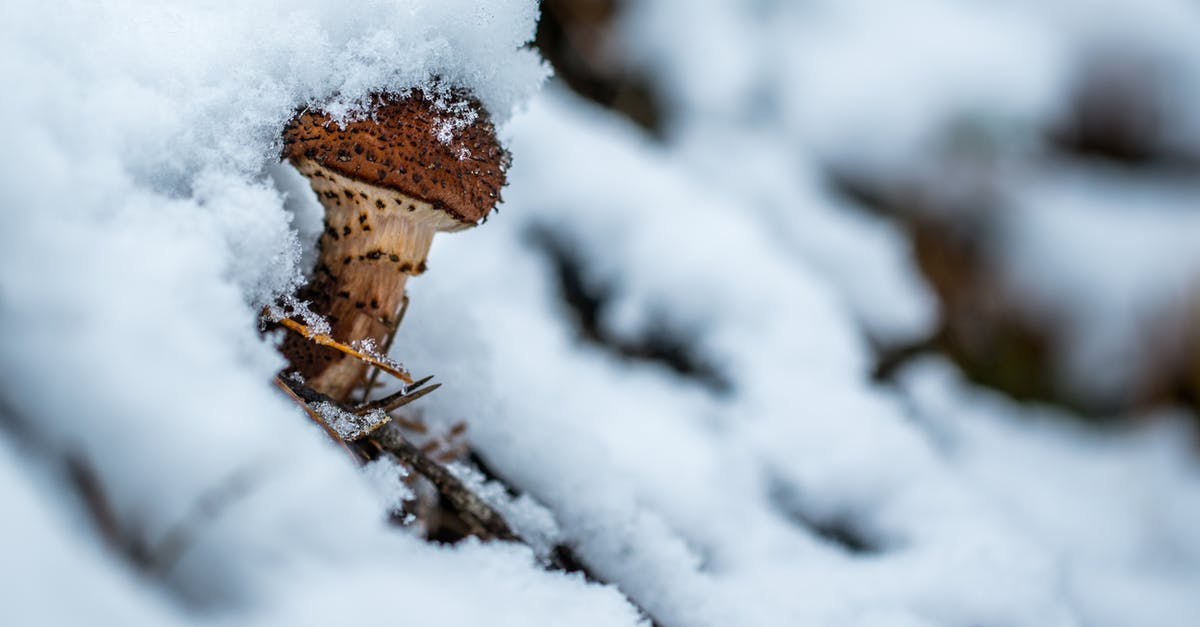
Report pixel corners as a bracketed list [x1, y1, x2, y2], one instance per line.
[3, 1, 1199, 626]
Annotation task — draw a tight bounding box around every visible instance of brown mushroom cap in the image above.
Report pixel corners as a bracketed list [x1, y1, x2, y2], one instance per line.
[282, 91, 509, 225]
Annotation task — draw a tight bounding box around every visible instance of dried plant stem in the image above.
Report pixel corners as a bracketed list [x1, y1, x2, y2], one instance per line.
[66, 456, 138, 562]
[268, 321, 661, 624]
[277, 377, 516, 541]
[147, 464, 262, 576]
[277, 375, 663, 626]
[371, 422, 519, 542]
[277, 317, 413, 384]
[274, 377, 362, 459]
[353, 380, 441, 416]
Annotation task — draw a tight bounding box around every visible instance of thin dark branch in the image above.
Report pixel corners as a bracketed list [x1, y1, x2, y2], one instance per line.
[371, 422, 518, 542]
[278, 377, 517, 542]
[275, 376, 357, 457]
[65, 456, 144, 565]
[278, 374, 331, 406]
[147, 464, 264, 576]
[353, 380, 441, 416]
[463, 449, 666, 627]
[405, 374, 437, 392]
[279, 375, 664, 626]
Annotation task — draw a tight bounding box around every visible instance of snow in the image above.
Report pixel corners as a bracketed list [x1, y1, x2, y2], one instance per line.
[399, 90, 1200, 625]
[3, 0, 1200, 626]
[897, 358, 1200, 627]
[449, 461, 562, 558]
[362, 455, 414, 514]
[312, 401, 389, 441]
[1001, 165, 1200, 402]
[1, 1, 638, 625]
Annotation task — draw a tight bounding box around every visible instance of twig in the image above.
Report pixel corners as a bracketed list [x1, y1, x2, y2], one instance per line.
[67, 456, 271, 584]
[273, 359, 662, 624]
[462, 449, 667, 627]
[353, 377, 441, 416]
[66, 456, 145, 565]
[371, 421, 518, 542]
[275, 377, 347, 448]
[278, 380, 517, 541]
[147, 463, 264, 577]
[276, 316, 413, 384]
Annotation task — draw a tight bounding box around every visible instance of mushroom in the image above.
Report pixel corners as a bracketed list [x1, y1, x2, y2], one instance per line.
[279, 91, 508, 401]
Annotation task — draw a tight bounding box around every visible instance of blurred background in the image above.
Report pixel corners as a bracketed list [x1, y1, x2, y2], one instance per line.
[534, 0, 1200, 420]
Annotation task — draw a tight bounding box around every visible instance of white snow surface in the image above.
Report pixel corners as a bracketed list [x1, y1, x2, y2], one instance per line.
[2, 1, 1199, 627]
[0, 1, 639, 626]
[397, 91, 1200, 626]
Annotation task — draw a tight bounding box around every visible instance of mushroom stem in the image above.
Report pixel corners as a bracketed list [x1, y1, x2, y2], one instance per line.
[281, 159, 460, 401]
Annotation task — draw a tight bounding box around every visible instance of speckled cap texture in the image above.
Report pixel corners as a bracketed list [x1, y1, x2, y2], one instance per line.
[282, 91, 509, 225]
